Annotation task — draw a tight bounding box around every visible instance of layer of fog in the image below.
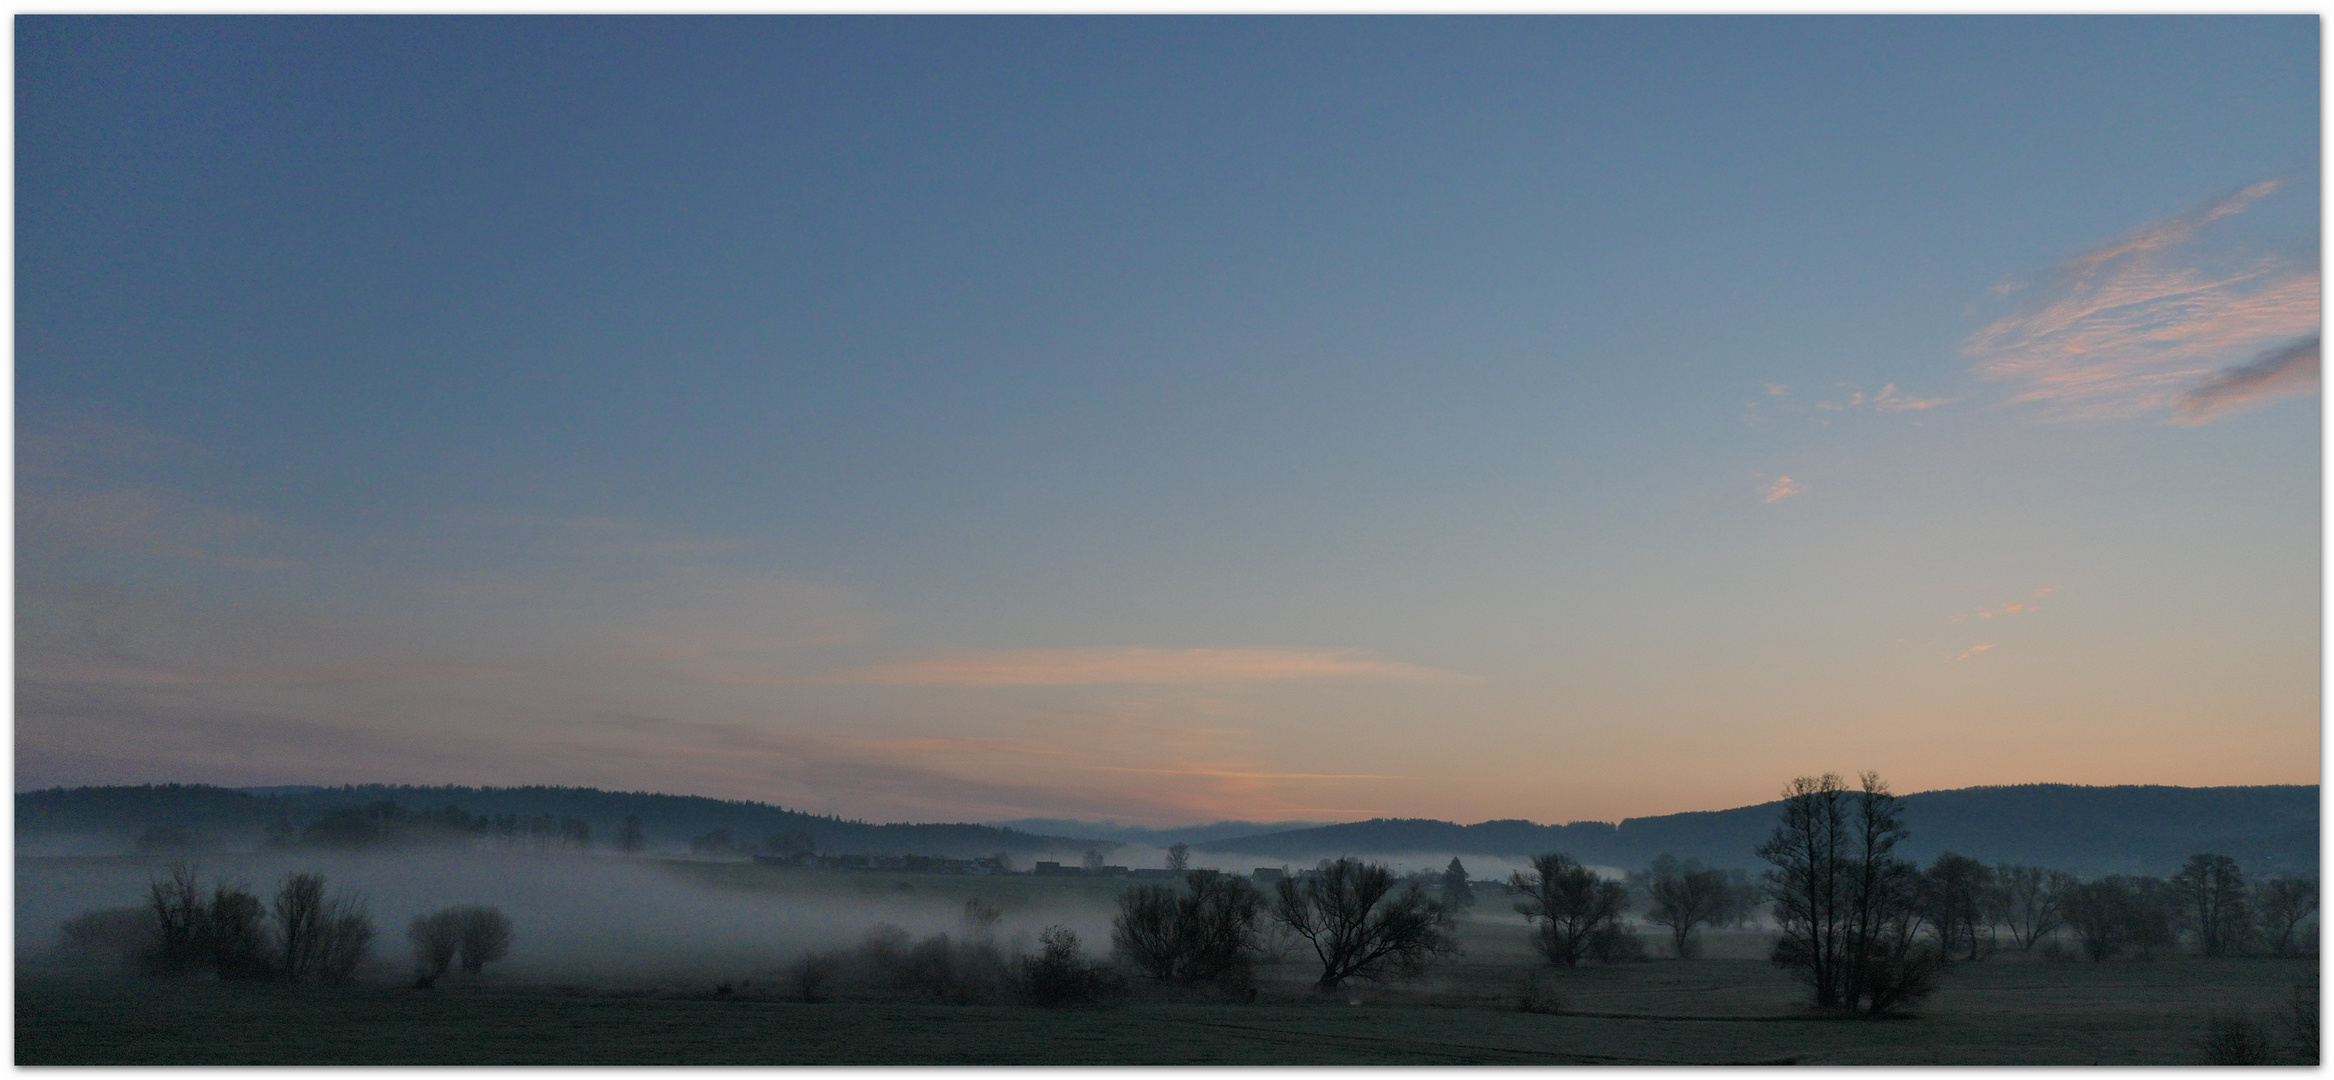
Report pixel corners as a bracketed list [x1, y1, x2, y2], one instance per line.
[19, 852, 1123, 990]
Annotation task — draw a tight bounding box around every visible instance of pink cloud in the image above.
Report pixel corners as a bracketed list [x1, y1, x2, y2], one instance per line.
[787, 646, 1477, 687]
[1966, 180, 2320, 421]
[1762, 476, 1801, 503]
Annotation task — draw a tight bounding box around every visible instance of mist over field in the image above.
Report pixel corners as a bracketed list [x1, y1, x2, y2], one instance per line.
[19, 852, 1121, 989]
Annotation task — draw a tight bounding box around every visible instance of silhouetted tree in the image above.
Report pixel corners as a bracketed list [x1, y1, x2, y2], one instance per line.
[1272, 857, 1455, 990]
[1646, 866, 1731, 959]
[559, 817, 592, 850]
[1512, 853, 1628, 967]
[1441, 858, 1476, 911]
[2173, 854, 2250, 956]
[145, 863, 210, 976]
[59, 907, 156, 972]
[2255, 876, 2319, 958]
[1920, 852, 1993, 960]
[203, 880, 272, 979]
[1166, 842, 1190, 874]
[1081, 849, 1106, 872]
[409, 909, 462, 988]
[1989, 864, 2072, 952]
[765, 830, 815, 857]
[453, 905, 514, 974]
[616, 814, 646, 854]
[1112, 869, 1263, 988]
[1023, 925, 1107, 1006]
[272, 872, 372, 985]
[960, 898, 1002, 940]
[1758, 772, 1943, 1014]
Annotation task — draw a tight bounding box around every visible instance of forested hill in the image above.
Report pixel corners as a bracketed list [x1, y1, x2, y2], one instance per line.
[1192, 784, 2320, 878]
[16, 784, 1101, 859]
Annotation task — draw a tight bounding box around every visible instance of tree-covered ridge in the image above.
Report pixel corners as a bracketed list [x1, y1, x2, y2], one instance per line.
[1193, 784, 2318, 878]
[17, 783, 1101, 858]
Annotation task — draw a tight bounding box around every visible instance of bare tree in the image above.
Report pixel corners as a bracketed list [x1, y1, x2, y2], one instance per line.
[2173, 854, 2250, 956]
[204, 881, 272, 979]
[789, 948, 844, 1002]
[959, 898, 1002, 941]
[453, 905, 514, 974]
[1023, 925, 1106, 1006]
[1758, 772, 1944, 1015]
[272, 872, 372, 985]
[616, 814, 646, 855]
[2255, 876, 2319, 957]
[1646, 866, 1730, 959]
[1919, 852, 1993, 961]
[1112, 869, 1263, 987]
[145, 863, 210, 976]
[1081, 849, 1106, 872]
[1271, 858, 1455, 991]
[1166, 842, 1190, 874]
[1512, 853, 1627, 967]
[408, 910, 463, 987]
[1989, 864, 2072, 952]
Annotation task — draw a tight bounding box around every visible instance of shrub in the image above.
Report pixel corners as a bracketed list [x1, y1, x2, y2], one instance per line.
[1516, 974, 1568, 1015]
[408, 910, 463, 987]
[272, 872, 373, 985]
[1023, 925, 1114, 1006]
[1588, 922, 1648, 964]
[452, 906, 514, 975]
[789, 948, 844, 1003]
[2201, 1012, 2275, 1065]
[58, 907, 158, 972]
[2288, 982, 2319, 1063]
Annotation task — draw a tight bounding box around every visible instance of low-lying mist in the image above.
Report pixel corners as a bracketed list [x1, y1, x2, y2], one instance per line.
[19, 851, 1125, 991]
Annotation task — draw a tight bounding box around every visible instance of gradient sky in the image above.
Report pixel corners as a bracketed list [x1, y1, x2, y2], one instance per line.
[16, 16, 2321, 826]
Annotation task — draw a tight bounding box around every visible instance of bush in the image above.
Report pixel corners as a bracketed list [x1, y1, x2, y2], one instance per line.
[408, 910, 463, 987]
[1112, 870, 1263, 991]
[272, 872, 373, 985]
[452, 906, 514, 974]
[788, 948, 844, 1003]
[2288, 982, 2319, 1063]
[2201, 1012, 2276, 1065]
[1023, 925, 1116, 1006]
[1516, 974, 1568, 1014]
[58, 907, 158, 972]
[1588, 922, 1648, 964]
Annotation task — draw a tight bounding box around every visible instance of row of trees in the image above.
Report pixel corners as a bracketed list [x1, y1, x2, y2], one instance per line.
[58, 864, 518, 988]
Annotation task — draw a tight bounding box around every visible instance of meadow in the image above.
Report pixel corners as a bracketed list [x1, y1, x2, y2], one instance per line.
[16, 854, 2316, 1065]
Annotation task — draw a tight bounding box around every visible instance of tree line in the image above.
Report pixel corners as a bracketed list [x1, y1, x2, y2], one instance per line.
[56, 863, 517, 988]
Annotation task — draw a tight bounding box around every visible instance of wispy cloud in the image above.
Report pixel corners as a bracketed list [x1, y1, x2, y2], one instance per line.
[1949, 644, 1996, 662]
[2172, 333, 2321, 425]
[1762, 476, 1801, 503]
[1966, 179, 2320, 421]
[789, 647, 1477, 688]
[1745, 382, 1949, 425]
[1094, 766, 1405, 780]
[1953, 585, 2063, 624]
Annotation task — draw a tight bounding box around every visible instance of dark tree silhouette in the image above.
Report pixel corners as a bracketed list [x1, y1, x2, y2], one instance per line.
[1440, 858, 1476, 911]
[2255, 876, 2319, 957]
[1112, 869, 1262, 987]
[1166, 842, 1190, 873]
[1758, 772, 1944, 1015]
[453, 905, 514, 974]
[1646, 866, 1730, 959]
[408, 910, 463, 987]
[1988, 864, 2072, 952]
[2173, 854, 2250, 956]
[616, 814, 646, 854]
[272, 872, 372, 985]
[1920, 852, 1993, 960]
[1271, 858, 1455, 991]
[1511, 853, 1627, 967]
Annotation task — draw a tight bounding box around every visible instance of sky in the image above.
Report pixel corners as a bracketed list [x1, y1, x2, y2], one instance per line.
[15, 16, 2321, 826]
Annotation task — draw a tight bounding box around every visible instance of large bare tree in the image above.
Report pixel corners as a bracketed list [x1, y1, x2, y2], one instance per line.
[1270, 858, 1454, 991]
[1512, 853, 1628, 967]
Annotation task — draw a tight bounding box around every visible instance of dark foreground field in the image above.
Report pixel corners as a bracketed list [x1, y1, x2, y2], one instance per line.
[19, 954, 2314, 1065]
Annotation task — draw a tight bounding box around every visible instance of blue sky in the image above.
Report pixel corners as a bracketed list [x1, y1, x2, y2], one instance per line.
[16, 17, 2320, 824]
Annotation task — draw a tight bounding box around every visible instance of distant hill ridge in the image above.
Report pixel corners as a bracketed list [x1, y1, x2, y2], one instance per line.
[16, 781, 2317, 877]
[15, 783, 1103, 859]
[1192, 783, 2319, 878]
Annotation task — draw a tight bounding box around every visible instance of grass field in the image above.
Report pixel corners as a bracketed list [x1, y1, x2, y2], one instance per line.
[17, 855, 2317, 1064]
